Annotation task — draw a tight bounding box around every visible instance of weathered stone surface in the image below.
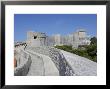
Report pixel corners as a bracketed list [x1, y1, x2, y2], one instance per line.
[27, 50, 59, 76]
[26, 46, 75, 76]
[27, 52, 44, 76]
[61, 50, 97, 76]
[14, 45, 97, 76]
[14, 49, 32, 76]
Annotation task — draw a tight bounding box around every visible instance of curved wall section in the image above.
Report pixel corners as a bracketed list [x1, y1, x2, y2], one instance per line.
[26, 46, 75, 76]
[14, 49, 32, 76]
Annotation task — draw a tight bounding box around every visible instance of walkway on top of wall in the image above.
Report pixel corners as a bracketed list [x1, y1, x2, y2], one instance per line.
[26, 50, 59, 76]
[27, 52, 44, 76]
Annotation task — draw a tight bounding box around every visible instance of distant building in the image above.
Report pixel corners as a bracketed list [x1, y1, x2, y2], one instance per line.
[72, 30, 91, 48]
[77, 30, 90, 46]
[53, 34, 62, 46]
[67, 34, 74, 46]
[24, 29, 91, 48]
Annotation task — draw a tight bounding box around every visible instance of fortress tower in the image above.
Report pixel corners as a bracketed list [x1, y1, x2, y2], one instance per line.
[72, 29, 91, 48]
[27, 31, 47, 47]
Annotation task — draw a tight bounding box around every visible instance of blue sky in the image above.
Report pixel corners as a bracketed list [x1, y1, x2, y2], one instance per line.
[14, 14, 97, 41]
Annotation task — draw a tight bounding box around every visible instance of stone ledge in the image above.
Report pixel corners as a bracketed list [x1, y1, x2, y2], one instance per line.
[14, 49, 32, 76]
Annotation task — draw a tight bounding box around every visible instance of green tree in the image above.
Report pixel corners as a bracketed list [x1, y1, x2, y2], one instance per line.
[86, 44, 97, 62]
[90, 37, 97, 45]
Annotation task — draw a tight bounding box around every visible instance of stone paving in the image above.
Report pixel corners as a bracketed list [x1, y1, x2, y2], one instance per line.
[27, 52, 44, 76]
[27, 50, 59, 76]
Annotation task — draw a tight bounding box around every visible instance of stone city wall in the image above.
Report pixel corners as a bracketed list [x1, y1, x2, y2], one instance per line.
[26, 46, 75, 76]
[14, 49, 32, 76]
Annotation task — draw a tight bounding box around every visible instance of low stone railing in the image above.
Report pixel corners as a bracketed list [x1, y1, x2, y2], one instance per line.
[14, 49, 32, 76]
[26, 46, 75, 76]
